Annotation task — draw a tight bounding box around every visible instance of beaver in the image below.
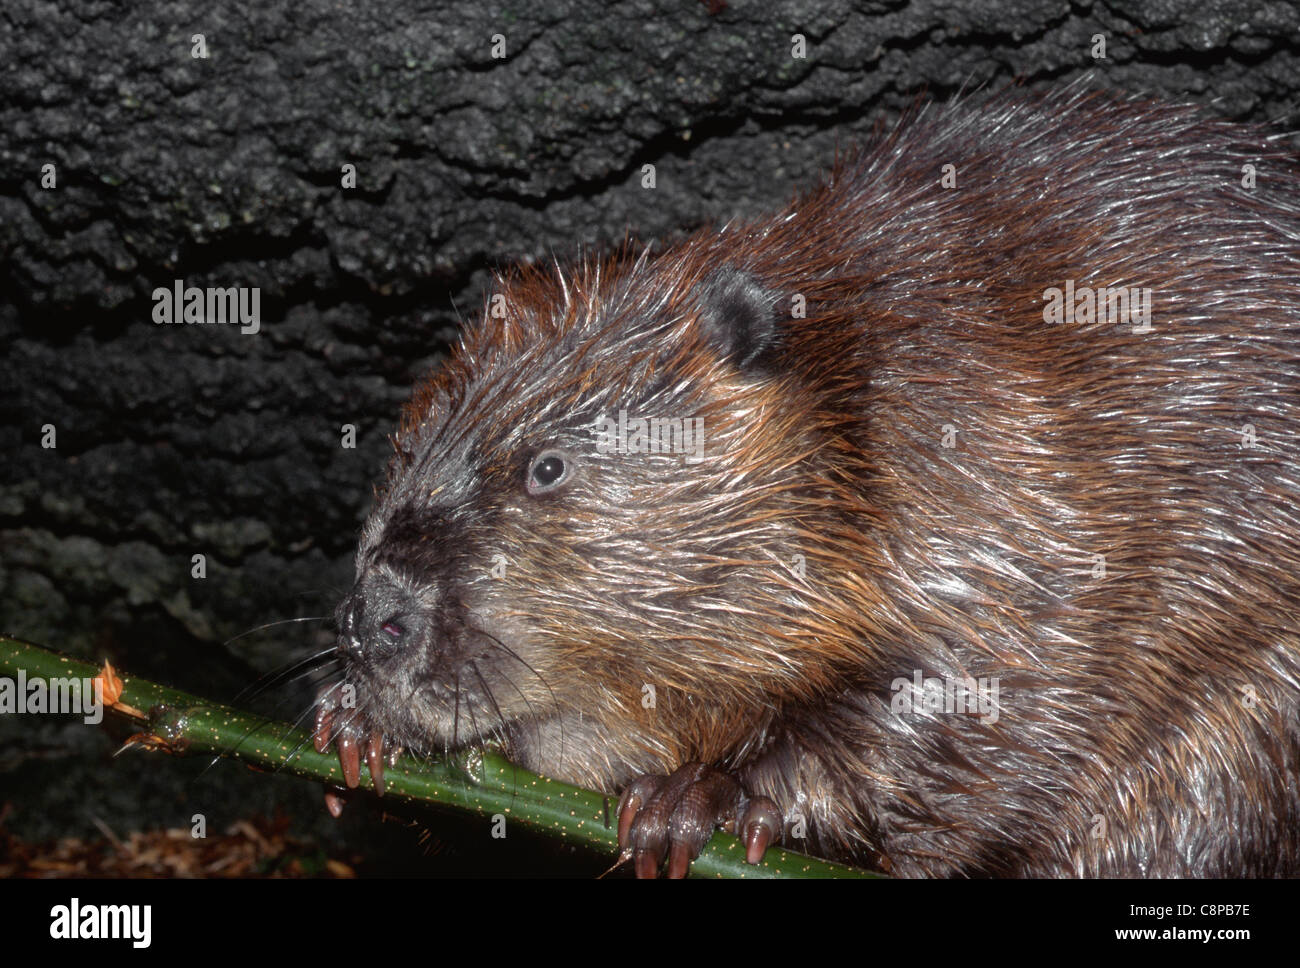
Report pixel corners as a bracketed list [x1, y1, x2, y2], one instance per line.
[313, 85, 1300, 877]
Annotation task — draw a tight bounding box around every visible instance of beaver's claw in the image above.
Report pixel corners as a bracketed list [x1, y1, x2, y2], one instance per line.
[313, 689, 396, 812]
[616, 761, 783, 878]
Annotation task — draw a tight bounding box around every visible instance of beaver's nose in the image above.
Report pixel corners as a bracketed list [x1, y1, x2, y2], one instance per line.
[337, 571, 422, 661]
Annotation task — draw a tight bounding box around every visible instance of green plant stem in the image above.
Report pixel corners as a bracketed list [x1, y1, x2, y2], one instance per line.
[0, 635, 876, 878]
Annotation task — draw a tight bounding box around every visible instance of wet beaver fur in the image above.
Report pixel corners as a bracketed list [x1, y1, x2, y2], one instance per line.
[315, 86, 1300, 877]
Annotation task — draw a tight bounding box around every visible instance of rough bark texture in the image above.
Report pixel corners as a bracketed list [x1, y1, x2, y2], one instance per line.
[1, 0, 1297, 868]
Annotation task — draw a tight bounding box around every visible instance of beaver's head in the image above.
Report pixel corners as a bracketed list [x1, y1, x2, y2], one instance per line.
[320, 246, 878, 791]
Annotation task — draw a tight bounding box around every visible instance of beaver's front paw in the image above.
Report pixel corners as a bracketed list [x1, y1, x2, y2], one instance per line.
[312, 686, 394, 814]
[616, 762, 783, 878]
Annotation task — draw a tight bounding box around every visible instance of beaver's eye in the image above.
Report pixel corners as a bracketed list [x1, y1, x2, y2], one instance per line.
[527, 450, 570, 494]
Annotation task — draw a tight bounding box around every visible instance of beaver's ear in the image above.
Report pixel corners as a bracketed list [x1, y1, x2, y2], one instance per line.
[694, 266, 782, 372]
